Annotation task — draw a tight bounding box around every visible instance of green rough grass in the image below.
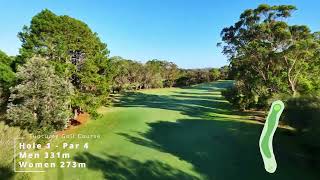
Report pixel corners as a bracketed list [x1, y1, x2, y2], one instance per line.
[19, 81, 318, 180]
[0, 122, 32, 180]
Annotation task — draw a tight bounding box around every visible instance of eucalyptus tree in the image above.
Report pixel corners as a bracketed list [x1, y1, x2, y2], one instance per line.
[220, 4, 320, 109]
[143, 59, 180, 88]
[162, 62, 179, 87]
[209, 68, 221, 81]
[144, 60, 164, 88]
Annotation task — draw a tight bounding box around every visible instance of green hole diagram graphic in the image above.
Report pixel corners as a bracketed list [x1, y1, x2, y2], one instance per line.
[259, 100, 285, 173]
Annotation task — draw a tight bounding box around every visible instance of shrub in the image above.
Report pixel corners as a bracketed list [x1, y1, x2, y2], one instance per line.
[6, 57, 73, 135]
[221, 86, 256, 111]
[0, 122, 32, 179]
[284, 96, 320, 142]
[284, 95, 320, 167]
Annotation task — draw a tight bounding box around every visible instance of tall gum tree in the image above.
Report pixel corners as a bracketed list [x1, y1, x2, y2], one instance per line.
[220, 4, 320, 108]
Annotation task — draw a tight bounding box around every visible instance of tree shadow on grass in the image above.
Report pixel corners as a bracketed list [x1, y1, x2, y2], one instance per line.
[116, 82, 250, 120]
[119, 119, 319, 180]
[0, 166, 14, 180]
[114, 81, 318, 179]
[179, 81, 234, 91]
[74, 152, 200, 180]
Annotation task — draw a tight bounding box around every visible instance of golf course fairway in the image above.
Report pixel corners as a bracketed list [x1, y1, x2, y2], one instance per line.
[27, 81, 318, 180]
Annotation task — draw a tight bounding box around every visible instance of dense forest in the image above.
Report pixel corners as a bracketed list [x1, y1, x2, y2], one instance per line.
[219, 4, 320, 165]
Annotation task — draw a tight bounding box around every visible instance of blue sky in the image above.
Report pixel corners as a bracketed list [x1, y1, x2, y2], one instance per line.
[0, 0, 319, 68]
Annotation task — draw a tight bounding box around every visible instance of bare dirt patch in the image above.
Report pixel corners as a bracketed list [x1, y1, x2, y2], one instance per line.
[56, 112, 90, 136]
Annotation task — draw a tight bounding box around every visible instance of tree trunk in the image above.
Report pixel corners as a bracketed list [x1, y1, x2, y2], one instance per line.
[74, 108, 78, 119]
[288, 78, 297, 97]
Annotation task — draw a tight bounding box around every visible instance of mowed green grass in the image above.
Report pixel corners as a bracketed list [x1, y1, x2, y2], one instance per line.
[27, 81, 318, 180]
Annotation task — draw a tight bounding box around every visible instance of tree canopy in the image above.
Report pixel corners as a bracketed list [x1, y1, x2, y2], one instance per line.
[18, 9, 111, 116]
[220, 4, 320, 109]
[0, 51, 15, 87]
[0, 51, 16, 107]
[6, 57, 73, 134]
